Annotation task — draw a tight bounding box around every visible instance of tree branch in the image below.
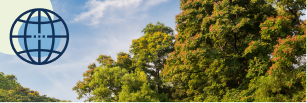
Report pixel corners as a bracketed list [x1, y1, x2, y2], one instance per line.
[287, 6, 300, 24]
[225, 37, 242, 56]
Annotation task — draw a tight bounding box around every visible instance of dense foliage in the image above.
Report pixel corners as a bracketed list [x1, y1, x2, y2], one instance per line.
[130, 22, 175, 97]
[163, 0, 306, 102]
[0, 72, 70, 102]
[74, 0, 306, 102]
[73, 22, 175, 102]
[73, 54, 162, 102]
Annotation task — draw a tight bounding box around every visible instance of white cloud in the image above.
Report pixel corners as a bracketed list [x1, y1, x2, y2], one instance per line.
[145, 0, 168, 6]
[73, 0, 169, 25]
[74, 0, 141, 25]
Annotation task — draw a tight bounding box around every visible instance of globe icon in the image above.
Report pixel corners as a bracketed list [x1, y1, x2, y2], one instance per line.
[10, 8, 69, 65]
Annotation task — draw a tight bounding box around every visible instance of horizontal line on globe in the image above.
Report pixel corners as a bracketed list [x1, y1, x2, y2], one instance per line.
[17, 49, 61, 54]
[17, 19, 62, 24]
[47, 35, 68, 38]
[11, 35, 31, 38]
[11, 35, 68, 38]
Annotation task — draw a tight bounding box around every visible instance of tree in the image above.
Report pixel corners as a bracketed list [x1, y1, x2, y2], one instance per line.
[0, 72, 18, 90]
[0, 72, 68, 102]
[73, 53, 162, 102]
[73, 54, 118, 102]
[73, 22, 175, 102]
[90, 66, 128, 102]
[118, 70, 160, 102]
[240, 0, 306, 101]
[162, 0, 305, 102]
[130, 22, 175, 99]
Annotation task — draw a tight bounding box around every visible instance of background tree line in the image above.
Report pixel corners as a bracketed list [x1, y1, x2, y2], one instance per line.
[73, 0, 306, 102]
[0, 72, 71, 102]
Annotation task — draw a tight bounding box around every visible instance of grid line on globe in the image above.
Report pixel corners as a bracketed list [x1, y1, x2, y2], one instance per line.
[10, 8, 69, 65]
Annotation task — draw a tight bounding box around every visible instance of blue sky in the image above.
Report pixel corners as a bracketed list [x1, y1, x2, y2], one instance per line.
[0, 0, 180, 102]
[1, 0, 305, 102]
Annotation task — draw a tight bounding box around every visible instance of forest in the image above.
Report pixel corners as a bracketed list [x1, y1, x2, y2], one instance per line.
[0, 0, 306, 102]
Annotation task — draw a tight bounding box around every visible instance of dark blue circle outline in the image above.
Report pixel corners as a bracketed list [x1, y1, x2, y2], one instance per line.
[10, 8, 69, 65]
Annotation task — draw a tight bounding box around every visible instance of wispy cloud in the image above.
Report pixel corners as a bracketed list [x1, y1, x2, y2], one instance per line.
[73, 0, 169, 25]
[145, 0, 168, 6]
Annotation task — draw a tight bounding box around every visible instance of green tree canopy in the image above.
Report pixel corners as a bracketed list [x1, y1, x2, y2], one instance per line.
[73, 22, 175, 102]
[0, 72, 69, 102]
[130, 22, 175, 97]
[162, 0, 305, 102]
[73, 53, 161, 102]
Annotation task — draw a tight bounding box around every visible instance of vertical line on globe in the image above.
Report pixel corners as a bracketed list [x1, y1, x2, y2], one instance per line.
[24, 11, 36, 63]
[38, 10, 41, 34]
[42, 10, 55, 63]
[38, 40, 41, 64]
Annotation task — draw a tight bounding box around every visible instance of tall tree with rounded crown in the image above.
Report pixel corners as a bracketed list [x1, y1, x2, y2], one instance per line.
[162, 0, 305, 102]
[130, 22, 175, 98]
